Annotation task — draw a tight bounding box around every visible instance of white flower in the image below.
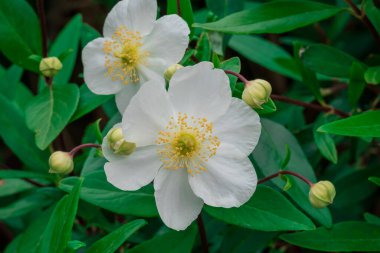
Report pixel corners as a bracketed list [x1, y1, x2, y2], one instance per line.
[82, 0, 190, 113]
[102, 62, 261, 230]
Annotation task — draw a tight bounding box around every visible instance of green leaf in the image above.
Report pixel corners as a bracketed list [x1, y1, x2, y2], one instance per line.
[205, 185, 315, 231]
[195, 32, 211, 61]
[87, 220, 147, 253]
[67, 240, 86, 251]
[48, 15, 82, 85]
[364, 66, 380, 85]
[313, 115, 338, 164]
[363, 0, 380, 34]
[71, 85, 112, 122]
[369, 176, 380, 186]
[206, 0, 244, 19]
[128, 226, 197, 253]
[280, 221, 380, 251]
[301, 44, 362, 78]
[26, 84, 80, 150]
[0, 65, 23, 98]
[0, 0, 41, 72]
[194, 0, 342, 34]
[59, 171, 158, 217]
[81, 23, 101, 48]
[0, 93, 49, 171]
[167, 0, 194, 37]
[255, 98, 277, 115]
[219, 57, 241, 90]
[0, 170, 54, 180]
[229, 35, 300, 80]
[0, 179, 34, 197]
[40, 178, 83, 253]
[318, 111, 380, 137]
[364, 213, 380, 226]
[252, 119, 332, 227]
[293, 42, 323, 103]
[349, 61, 367, 107]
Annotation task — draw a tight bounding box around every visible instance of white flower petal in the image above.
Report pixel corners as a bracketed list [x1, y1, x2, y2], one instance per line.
[154, 168, 204, 231]
[103, 0, 157, 37]
[214, 98, 261, 156]
[141, 15, 189, 64]
[138, 58, 167, 83]
[115, 84, 140, 114]
[82, 38, 124, 95]
[189, 143, 257, 208]
[104, 145, 161, 191]
[168, 62, 231, 121]
[122, 79, 173, 146]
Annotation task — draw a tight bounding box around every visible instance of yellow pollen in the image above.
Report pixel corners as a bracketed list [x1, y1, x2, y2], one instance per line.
[156, 112, 221, 176]
[103, 26, 149, 85]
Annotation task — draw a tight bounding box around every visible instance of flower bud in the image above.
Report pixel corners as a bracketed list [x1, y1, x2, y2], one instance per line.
[49, 151, 73, 174]
[164, 64, 183, 81]
[242, 79, 272, 109]
[309, 181, 336, 208]
[39, 57, 63, 77]
[107, 128, 136, 155]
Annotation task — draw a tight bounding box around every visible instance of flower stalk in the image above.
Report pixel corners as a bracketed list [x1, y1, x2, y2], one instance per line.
[68, 143, 101, 157]
[258, 170, 314, 187]
[197, 215, 209, 253]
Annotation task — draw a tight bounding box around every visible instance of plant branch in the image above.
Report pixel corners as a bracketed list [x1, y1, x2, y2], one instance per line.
[197, 215, 209, 253]
[224, 70, 249, 84]
[258, 170, 314, 187]
[69, 143, 101, 157]
[344, 0, 380, 46]
[176, 0, 181, 17]
[271, 94, 349, 118]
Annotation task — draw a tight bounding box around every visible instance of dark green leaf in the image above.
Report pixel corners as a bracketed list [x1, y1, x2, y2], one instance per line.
[313, 115, 338, 164]
[67, 240, 86, 251]
[301, 44, 362, 78]
[252, 119, 332, 227]
[40, 178, 83, 253]
[167, 0, 194, 36]
[59, 171, 158, 217]
[26, 84, 80, 150]
[349, 62, 367, 107]
[0, 93, 49, 171]
[128, 226, 197, 253]
[369, 176, 380, 186]
[0, 179, 34, 197]
[205, 185, 315, 231]
[280, 221, 380, 251]
[0, 0, 41, 71]
[364, 213, 380, 226]
[318, 111, 380, 137]
[0, 170, 54, 180]
[81, 23, 101, 48]
[229, 35, 300, 80]
[71, 85, 112, 122]
[87, 219, 146, 253]
[194, 0, 342, 34]
[206, 0, 244, 19]
[255, 98, 277, 115]
[0, 65, 23, 98]
[364, 0, 380, 34]
[364, 66, 380, 85]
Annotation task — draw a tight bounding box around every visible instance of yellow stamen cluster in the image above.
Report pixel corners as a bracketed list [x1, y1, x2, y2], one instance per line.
[103, 26, 149, 84]
[156, 113, 220, 175]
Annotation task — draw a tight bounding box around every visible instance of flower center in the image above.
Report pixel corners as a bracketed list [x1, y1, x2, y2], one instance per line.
[156, 112, 220, 175]
[103, 26, 149, 85]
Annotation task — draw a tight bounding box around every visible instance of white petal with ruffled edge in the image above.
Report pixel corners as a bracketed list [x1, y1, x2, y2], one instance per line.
[154, 168, 204, 231]
[141, 15, 189, 64]
[115, 84, 141, 114]
[104, 145, 161, 191]
[213, 98, 261, 156]
[188, 143, 257, 208]
[168, 62, 231, 121]
[82, 38, 124, 95]
[122, 80, 174, 146]
[103, 0, 157, 38]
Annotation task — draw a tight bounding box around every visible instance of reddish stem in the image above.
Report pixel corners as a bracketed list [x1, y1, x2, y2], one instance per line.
[69, 143, 101, 157]
[224, 70, 249, 84]
[258, 170, 314, 187]
[197, 215, 209, 253]
[176, 0, 181, 17]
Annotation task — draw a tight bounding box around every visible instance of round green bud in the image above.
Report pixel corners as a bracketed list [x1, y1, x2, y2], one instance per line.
[49, 151, 73, 174]
[107, 128, 136, 156]
[164, 64, 183, 81]
[242, 79, 272, 109]
[39, 57, 63, 78]
[309, 180, 336, 208]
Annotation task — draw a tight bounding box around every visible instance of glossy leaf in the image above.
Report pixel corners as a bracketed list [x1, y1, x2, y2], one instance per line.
[349, 61, 367, 107]
[40, 178, 83, 253]
[364, 66, 380, 85]
[301, 44, 362, 78]
[0, 93, 49, 171]
[59, 171, 158, 217]
[313, 115, 338, 164]
[318, 111, 380, 137]
[87, 220, 147, 253]
[26, 84, 80, 150]
[0, 0, 41, 72]
[281, 221, 380, 251]
[194, 0, 342, 34]
[205, 185, 315, 231]
[128, 226, 197, 253]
